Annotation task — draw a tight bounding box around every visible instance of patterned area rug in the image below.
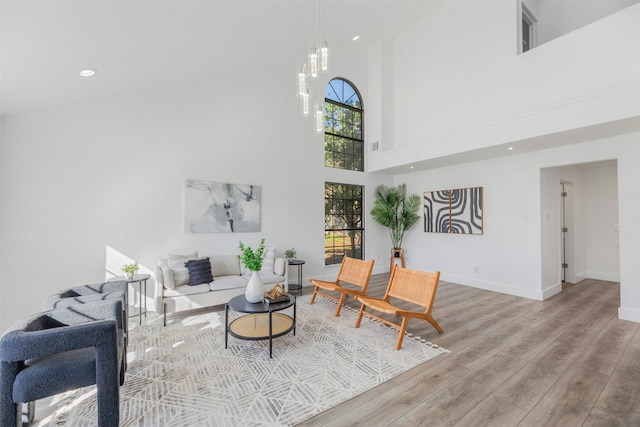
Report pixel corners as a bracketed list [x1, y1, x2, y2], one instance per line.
[51, 295, 448, 426]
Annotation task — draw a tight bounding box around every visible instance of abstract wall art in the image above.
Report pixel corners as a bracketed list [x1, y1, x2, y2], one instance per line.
[424, 187, 483, 234]
[185, 179, 261, 233]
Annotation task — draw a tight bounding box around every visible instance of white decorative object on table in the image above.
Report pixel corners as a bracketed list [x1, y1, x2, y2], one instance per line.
[245, 271, 265, 303]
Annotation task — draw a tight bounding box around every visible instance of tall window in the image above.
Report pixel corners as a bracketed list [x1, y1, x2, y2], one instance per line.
[324, 78, 364, 171]
[522, 4, 537, 53]
[324, 182, 364, 265]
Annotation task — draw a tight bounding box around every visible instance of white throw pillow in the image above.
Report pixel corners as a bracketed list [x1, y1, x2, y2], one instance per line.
[274, 258, 286, 276]
[168, 251, 198, 287]
[212, 255, 240, 277]
[161, 266, 175, 290]
[260, 247, 276, 274]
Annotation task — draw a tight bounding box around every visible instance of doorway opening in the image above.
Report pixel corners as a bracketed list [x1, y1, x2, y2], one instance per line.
[560, 181, 574, 283]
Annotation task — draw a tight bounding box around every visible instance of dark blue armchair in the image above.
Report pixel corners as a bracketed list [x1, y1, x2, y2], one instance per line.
[44, 280, 128, 322]
[44, 280, 129, 363]
[44, 280, 128, 303]
[0, 299, 125, 427]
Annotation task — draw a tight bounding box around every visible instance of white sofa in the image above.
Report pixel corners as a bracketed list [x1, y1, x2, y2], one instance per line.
[153, 251, 288, 325]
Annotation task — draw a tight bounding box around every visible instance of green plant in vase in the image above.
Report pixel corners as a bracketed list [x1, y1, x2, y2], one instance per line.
[121, 262, 139, 279]
[284, 248, 297, 261]
[238, 238, 267, 303]
[238, 238, 266, 272]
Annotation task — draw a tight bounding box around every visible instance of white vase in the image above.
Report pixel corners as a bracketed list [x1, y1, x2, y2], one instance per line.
[245, 271, 265, 303]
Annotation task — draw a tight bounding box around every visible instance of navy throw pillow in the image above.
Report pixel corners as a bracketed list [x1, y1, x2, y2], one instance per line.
[185, 258, 213, 286]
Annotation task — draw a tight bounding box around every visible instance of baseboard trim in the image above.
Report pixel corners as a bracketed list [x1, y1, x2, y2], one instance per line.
[441, 274, 544, 300]
[541, 282, 563, 300]
[619, 306, 640, 323]
[585, 271, 621, 282]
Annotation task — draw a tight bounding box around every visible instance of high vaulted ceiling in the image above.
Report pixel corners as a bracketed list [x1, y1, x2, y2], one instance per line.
[0, 0, 445, 116]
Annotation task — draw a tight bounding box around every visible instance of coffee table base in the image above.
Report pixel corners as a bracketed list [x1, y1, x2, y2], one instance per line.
[228, 313, 293, 339]
[225, 297, 296, 358]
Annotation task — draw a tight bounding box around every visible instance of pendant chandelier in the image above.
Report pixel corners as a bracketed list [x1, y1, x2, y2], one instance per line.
[296, 0, 328, 134]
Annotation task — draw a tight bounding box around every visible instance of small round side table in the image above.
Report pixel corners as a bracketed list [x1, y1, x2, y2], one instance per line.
[109, 274, 150, 325]
[288, 259, 305, 295]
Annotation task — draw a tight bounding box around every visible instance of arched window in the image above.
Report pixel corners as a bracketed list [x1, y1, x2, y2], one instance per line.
[323, 79, 364, 265]
[324, 78, 364, 172]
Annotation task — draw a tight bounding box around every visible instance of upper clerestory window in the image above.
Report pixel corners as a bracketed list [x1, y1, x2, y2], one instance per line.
[522, 4, 537, 53]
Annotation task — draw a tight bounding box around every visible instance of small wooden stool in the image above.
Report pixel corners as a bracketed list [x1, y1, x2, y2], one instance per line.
[390, 248, 406, 271]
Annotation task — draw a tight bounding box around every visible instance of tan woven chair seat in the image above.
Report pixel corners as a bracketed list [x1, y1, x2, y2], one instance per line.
[355, 266, 443, 350]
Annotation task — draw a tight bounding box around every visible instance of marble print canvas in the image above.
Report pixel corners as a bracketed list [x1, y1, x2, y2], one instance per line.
[185, 179, 261, 233]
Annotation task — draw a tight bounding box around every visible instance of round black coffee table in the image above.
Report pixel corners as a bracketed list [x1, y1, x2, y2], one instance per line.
[224, 294, 296, 358]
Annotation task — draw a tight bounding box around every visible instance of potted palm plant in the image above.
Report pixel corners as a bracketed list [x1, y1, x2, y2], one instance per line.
[238, 238, 266, 303]
[370, 184, 421, 258]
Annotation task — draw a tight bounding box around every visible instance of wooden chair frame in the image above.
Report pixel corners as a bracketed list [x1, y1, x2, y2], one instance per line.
[355, 265, 443, 350]
[310, 256, 375, 316]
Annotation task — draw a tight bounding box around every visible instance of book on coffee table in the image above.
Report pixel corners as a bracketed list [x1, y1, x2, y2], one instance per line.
[264, 294, 290, 304]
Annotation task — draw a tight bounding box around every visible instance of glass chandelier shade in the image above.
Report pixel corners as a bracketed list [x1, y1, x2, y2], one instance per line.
[320, 41, 329, 72]
[301, 87, 310, 117]
[308, 48, 319, 79]
[297, 63, 307, 97]
[296, 0, 329, 132]
[314, 102, 324, 134]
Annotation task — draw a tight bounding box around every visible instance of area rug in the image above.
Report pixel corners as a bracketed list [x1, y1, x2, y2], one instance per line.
[50, 295, 448, 426]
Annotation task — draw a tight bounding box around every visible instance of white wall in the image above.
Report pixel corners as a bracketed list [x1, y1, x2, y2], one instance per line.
[3, 1, 639, 332]
[367, 1, 640, 171]
[617, 141, 640, 322]
[583, 163, 620, 281]
[390, 137, 637, 313]
[537, 0, 640, 45]
[0, 49, 393, 332]
[395, 153, 544, 300]
[362, 0, 640, 323]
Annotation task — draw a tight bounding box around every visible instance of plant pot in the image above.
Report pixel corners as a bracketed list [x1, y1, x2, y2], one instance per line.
[125, 272, 134, 279]
[245, 271, 265, 303]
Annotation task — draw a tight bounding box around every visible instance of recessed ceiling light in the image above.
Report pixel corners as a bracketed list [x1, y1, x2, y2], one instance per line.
[352, 35, 360, 41]
[410, 166, 414, 170]
[508, 146, 513, 151]
[79, 69, 96, 77]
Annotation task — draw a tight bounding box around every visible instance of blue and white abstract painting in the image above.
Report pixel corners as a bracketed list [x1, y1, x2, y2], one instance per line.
[185, 179, 261, 233]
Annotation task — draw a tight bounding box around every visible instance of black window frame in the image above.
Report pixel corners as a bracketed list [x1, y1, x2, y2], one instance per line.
[323, 78, 364, 172]
[324, 182, 364, 265]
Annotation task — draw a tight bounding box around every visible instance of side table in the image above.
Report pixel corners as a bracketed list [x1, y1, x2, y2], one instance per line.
[109, 274, 150, 325]
[288, 259, 305, 295]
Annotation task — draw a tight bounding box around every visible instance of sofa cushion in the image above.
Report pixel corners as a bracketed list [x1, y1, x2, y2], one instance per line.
[210, 275, 247, 291]
[259, 273, 286, 285]
[168, 252, 198, 286]
[274, 258, 286, 276]
[163, 283, 210, 298]
[212, 255, 240, 276]
[161, 266, 175, 290]
[260, 247, 276, 274]
[185, 257, 214, 286]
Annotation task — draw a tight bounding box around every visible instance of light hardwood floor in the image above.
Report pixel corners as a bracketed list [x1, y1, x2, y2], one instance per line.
[31, 274, 639, 426]
[298, 274, 640, 427]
